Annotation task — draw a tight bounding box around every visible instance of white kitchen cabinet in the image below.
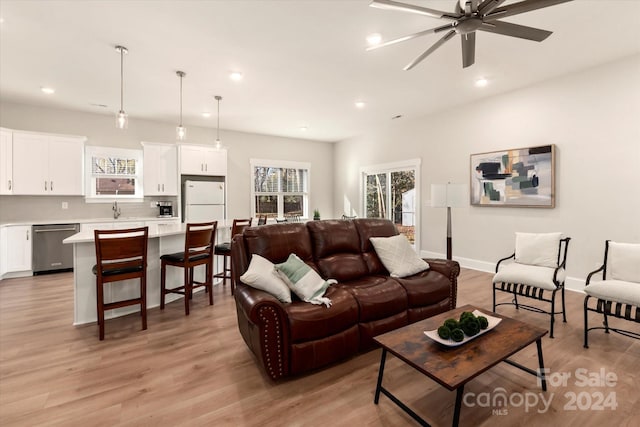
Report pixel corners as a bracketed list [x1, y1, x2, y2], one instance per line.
[2, 225, 32, 274]
[0, 128, 12, 195]
[180, 144, 227, 176]
[12, 131, 85, 195]
[142, 142, 178, 195]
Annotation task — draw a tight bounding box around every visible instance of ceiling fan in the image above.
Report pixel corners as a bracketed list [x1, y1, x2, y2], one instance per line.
[368, 0, 573, 69]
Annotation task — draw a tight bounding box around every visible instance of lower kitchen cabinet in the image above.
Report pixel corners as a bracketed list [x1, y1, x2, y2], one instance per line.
[0, 225, 33, 277]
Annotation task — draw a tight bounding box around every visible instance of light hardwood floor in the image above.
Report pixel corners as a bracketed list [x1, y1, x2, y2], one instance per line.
[0, 269, 638, 426]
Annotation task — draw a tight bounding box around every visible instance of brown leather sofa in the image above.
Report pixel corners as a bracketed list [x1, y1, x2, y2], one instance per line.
[231, 218, 460, 380]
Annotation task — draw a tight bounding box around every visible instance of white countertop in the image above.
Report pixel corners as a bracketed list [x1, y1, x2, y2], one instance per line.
[63, 219, 234, 244]
[1, 216, 180, 227]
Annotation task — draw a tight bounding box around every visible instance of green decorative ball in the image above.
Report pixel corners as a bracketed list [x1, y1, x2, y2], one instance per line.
[437, 325, 451, 339]
[477, 316, 489, 330]
[443, 318, 459, 331]
[450, 328, 465, 342]
[461, 317, 481, 336]
[460, 311, 476, 322]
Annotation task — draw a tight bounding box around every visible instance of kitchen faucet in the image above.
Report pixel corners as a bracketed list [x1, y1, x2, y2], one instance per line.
[112, 200, 121, 219]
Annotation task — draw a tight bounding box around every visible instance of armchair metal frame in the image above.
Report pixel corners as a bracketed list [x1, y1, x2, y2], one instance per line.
[493, 237, 571, 338]
[583, 240, 640, 348]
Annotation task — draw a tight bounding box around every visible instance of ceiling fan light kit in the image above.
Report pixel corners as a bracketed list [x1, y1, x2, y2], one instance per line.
[368, 0, 573, 69]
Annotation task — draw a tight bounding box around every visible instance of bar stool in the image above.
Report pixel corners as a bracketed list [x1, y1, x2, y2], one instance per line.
[214, 218, 251, 294]
[257, 215, 268, 225]
[93, 227, 149, 341]
[160, 221, 217, 315]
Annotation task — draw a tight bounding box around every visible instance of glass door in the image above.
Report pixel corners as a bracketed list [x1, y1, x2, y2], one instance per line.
[362, 160, 420, 248]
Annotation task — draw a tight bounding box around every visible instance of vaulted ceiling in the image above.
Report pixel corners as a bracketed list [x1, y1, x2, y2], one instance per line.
[1, 0, 639, 142]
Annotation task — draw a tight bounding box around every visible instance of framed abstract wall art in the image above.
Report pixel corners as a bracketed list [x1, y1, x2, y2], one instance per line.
[470, 144, 555, 208]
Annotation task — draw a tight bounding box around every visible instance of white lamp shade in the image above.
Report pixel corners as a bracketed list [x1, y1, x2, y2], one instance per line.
[431, 183, 467, 208]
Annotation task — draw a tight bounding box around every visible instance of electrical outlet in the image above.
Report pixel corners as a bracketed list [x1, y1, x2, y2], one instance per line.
[62, 202, 68, 210]
[150, 201, 157, 208]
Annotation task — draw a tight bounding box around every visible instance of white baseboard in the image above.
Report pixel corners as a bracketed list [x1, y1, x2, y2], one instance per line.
[421, 251, 586, 294]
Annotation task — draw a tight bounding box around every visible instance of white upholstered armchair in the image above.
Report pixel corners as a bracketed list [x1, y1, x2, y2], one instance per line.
[493, 232, 571, 338]
[584, 240, 640, 348]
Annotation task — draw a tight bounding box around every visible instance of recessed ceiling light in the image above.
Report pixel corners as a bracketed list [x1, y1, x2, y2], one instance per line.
[41, 87, 55, 94]
[475, 77, 489, 88]
[201, 112, 211, 118]
[355, 101, 366, 109]
[229, 71, 243, 81]
[300, 126, 308, 131]
[366, 33, 382, 46]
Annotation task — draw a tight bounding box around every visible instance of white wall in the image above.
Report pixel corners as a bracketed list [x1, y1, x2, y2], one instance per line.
[334, 55, 640, 290]
[0, 102, 334, 222]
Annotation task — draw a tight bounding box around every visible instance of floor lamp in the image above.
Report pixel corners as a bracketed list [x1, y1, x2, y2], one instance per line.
[431, 183, 466, 260]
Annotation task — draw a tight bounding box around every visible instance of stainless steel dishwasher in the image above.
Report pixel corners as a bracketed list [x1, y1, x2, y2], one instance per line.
[32, 223, 80, 274]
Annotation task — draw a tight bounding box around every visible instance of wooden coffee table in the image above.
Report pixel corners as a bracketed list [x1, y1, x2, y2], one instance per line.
[373, 304, 548, 427]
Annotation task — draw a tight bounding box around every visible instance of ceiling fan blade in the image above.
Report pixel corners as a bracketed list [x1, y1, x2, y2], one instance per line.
[461, 32, 476, 68]
[404, 29, 456, 71]
[484, 0, 573, 21]
[479, 20, 552, 41]
[369, 0, 460, 20]
[366, 23, 455, 51]
[477, 0, 507, 15]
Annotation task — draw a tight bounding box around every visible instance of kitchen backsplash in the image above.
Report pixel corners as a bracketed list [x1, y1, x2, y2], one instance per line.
[0, 195, 178, 223]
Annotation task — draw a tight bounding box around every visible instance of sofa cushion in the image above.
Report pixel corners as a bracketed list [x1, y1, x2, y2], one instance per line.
[394, 268, 452, 308]
[370, 234, 429, 278]
[244, 223, 314, 264]
[240, 254, 292, 303]
[284, 287, 359, 343]
[275, 253, 335, 307]
[336, 276, 408, 322]
[307, 220, 369, 281]
[354, 218, 399, 274]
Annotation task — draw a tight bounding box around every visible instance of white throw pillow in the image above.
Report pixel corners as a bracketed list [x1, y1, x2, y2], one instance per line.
[239, 254, 292, 303]
[369, 234, 430, 278]
[515, 232, 562, 268]
[608, 242, 640, 283]
[275, 254, 335, 307]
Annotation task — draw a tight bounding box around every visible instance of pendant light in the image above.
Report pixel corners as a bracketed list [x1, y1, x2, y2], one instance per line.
[214, 95, 222, 149]
[176, 71, 186, 140]
[115, 45, 129, 129]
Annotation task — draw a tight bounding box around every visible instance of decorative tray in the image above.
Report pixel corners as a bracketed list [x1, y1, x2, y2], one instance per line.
[424, 310, 502, 347]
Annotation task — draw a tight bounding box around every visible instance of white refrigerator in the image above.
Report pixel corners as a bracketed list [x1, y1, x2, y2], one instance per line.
[184, 180, 225, 223]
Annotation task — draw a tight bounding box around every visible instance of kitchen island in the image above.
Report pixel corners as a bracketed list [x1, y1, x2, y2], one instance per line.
[63, 221, 232, 325]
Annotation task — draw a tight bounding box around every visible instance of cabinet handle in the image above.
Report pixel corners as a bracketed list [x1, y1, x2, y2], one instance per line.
[44, 181, 48, 191]
[205, 164, 208, 172]
[162, 183, 165, 192]
[26, 230, 29, 241]
[7, 180, 10, 190]
[158, 184, 161, 192]
[51, 181, 54, 191]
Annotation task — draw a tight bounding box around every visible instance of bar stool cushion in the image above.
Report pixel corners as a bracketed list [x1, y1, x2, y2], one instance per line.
[92, 262, 143, 277]
[214, 242, 231, 253]
[160, 252, 210, 263]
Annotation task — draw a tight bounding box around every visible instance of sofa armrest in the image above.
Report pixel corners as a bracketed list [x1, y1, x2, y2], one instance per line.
[234, 283, 291, 380]
[424, 258, 460, 309]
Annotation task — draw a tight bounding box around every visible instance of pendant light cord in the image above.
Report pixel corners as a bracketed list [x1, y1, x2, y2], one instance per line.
[120, 48, 124, 111]
[179, 73, 183, 126]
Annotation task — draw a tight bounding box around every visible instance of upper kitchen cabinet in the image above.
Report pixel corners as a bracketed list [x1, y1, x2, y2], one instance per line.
[0, 128, 12, 195]
[180, 144, 227, 176]
[12, 131, 86, 195]
[142, 142, 178, 196]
